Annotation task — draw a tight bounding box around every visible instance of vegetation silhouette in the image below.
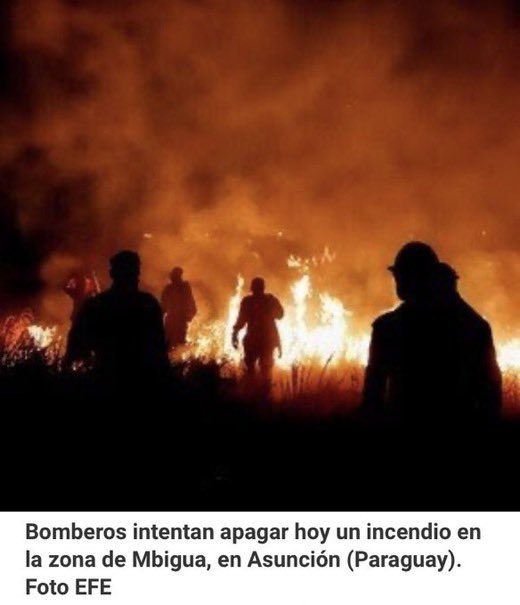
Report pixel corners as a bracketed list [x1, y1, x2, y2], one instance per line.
[0, 246, 516, 511]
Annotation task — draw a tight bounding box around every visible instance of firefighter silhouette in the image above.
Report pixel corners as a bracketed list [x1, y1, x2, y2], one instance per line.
[65, 250, 168, 377]
[63, 271, 99, 321]
[433, 262, 460, 305]
[232, 277, 284, 386]
[161, 267, 197, 349]
[362, 242, 502, 421]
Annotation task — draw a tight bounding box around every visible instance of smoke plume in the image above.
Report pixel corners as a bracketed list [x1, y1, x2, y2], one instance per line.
[0, 0, 519, 337]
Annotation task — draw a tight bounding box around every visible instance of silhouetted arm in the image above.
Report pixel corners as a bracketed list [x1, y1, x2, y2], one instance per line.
[64, 299, 93, 367]
[233, 299, 248, 332]
[148, 298, 169, 366]
[477, 323, 502, 419]
[361, 322, 388, 414]
[232, 299, 248, 348]
[271, 295, 284, 320]
[185, 283, 197, 320]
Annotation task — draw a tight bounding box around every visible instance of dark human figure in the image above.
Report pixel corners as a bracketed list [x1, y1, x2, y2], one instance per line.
[433, 262, 460, 304]
[362, 242, 502, 422]
[65, 251, 168, 378]
[161, 267, 197, 349]
[232, 277, 284, 387]
[63, 271, 99, 321]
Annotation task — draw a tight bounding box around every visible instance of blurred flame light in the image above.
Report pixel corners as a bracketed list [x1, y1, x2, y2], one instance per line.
[191, 260, 370, 368]
[1, 257, 519, 381]
[497, 339, 520, 373]
[27, 325, 57, 349]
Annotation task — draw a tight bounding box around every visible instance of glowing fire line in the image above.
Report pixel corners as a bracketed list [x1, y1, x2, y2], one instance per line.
[190, 271, 520, 374]
[1, 264, 519, 376]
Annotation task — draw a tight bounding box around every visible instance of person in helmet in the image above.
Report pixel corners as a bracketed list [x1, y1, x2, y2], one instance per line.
[361, 242, 501, 421]
[161, 267, 197, 350]
[232, 277, 284, 387]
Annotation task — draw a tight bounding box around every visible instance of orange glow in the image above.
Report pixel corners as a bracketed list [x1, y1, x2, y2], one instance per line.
[184, 259, 370, 369]
[1, 257, 518, 384]
[497, 339, 520, 373]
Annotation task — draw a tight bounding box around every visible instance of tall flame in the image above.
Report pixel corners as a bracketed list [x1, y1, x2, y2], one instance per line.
[190, 262, 370, 368]
[1, 256, 518, 384]
[27, 325, 57, 350]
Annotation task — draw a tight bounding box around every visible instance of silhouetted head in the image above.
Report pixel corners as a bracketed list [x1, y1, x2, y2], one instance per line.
[109, 250, 140, 288]
[434, 262, 459, 300]
[170, 266, 183, 282]
[250, 277, 266, 295]
[388, 241, 439, 302]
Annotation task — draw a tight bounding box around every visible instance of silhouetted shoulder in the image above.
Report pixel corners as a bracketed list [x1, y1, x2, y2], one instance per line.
[83, 290, 117, 315]
[264, 293, 281, 306]
[372, 306, 403, 331]
[79, 292, 103, 315]
[454, 298, 492, 336]
[138, 291, 161, 307]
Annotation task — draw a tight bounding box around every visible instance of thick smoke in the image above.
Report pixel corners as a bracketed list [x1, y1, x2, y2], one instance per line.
[0, 0, 519, 337]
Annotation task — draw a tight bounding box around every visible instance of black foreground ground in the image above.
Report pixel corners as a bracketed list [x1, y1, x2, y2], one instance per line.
[2, 358, 519, 511]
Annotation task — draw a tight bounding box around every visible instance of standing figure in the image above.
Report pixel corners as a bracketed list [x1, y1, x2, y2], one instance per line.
[361, 242, 502, 422]
[65, 250, 168, 378]
[161, 267, 197, 350]
[63, 271, 99, 321]
[232, 277, 284, 387]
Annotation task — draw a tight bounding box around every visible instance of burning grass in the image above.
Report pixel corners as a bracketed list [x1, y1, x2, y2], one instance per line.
[0, 310, 62, 367]
[1, 255, 519, 415]
[0, 310, 519, 416]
